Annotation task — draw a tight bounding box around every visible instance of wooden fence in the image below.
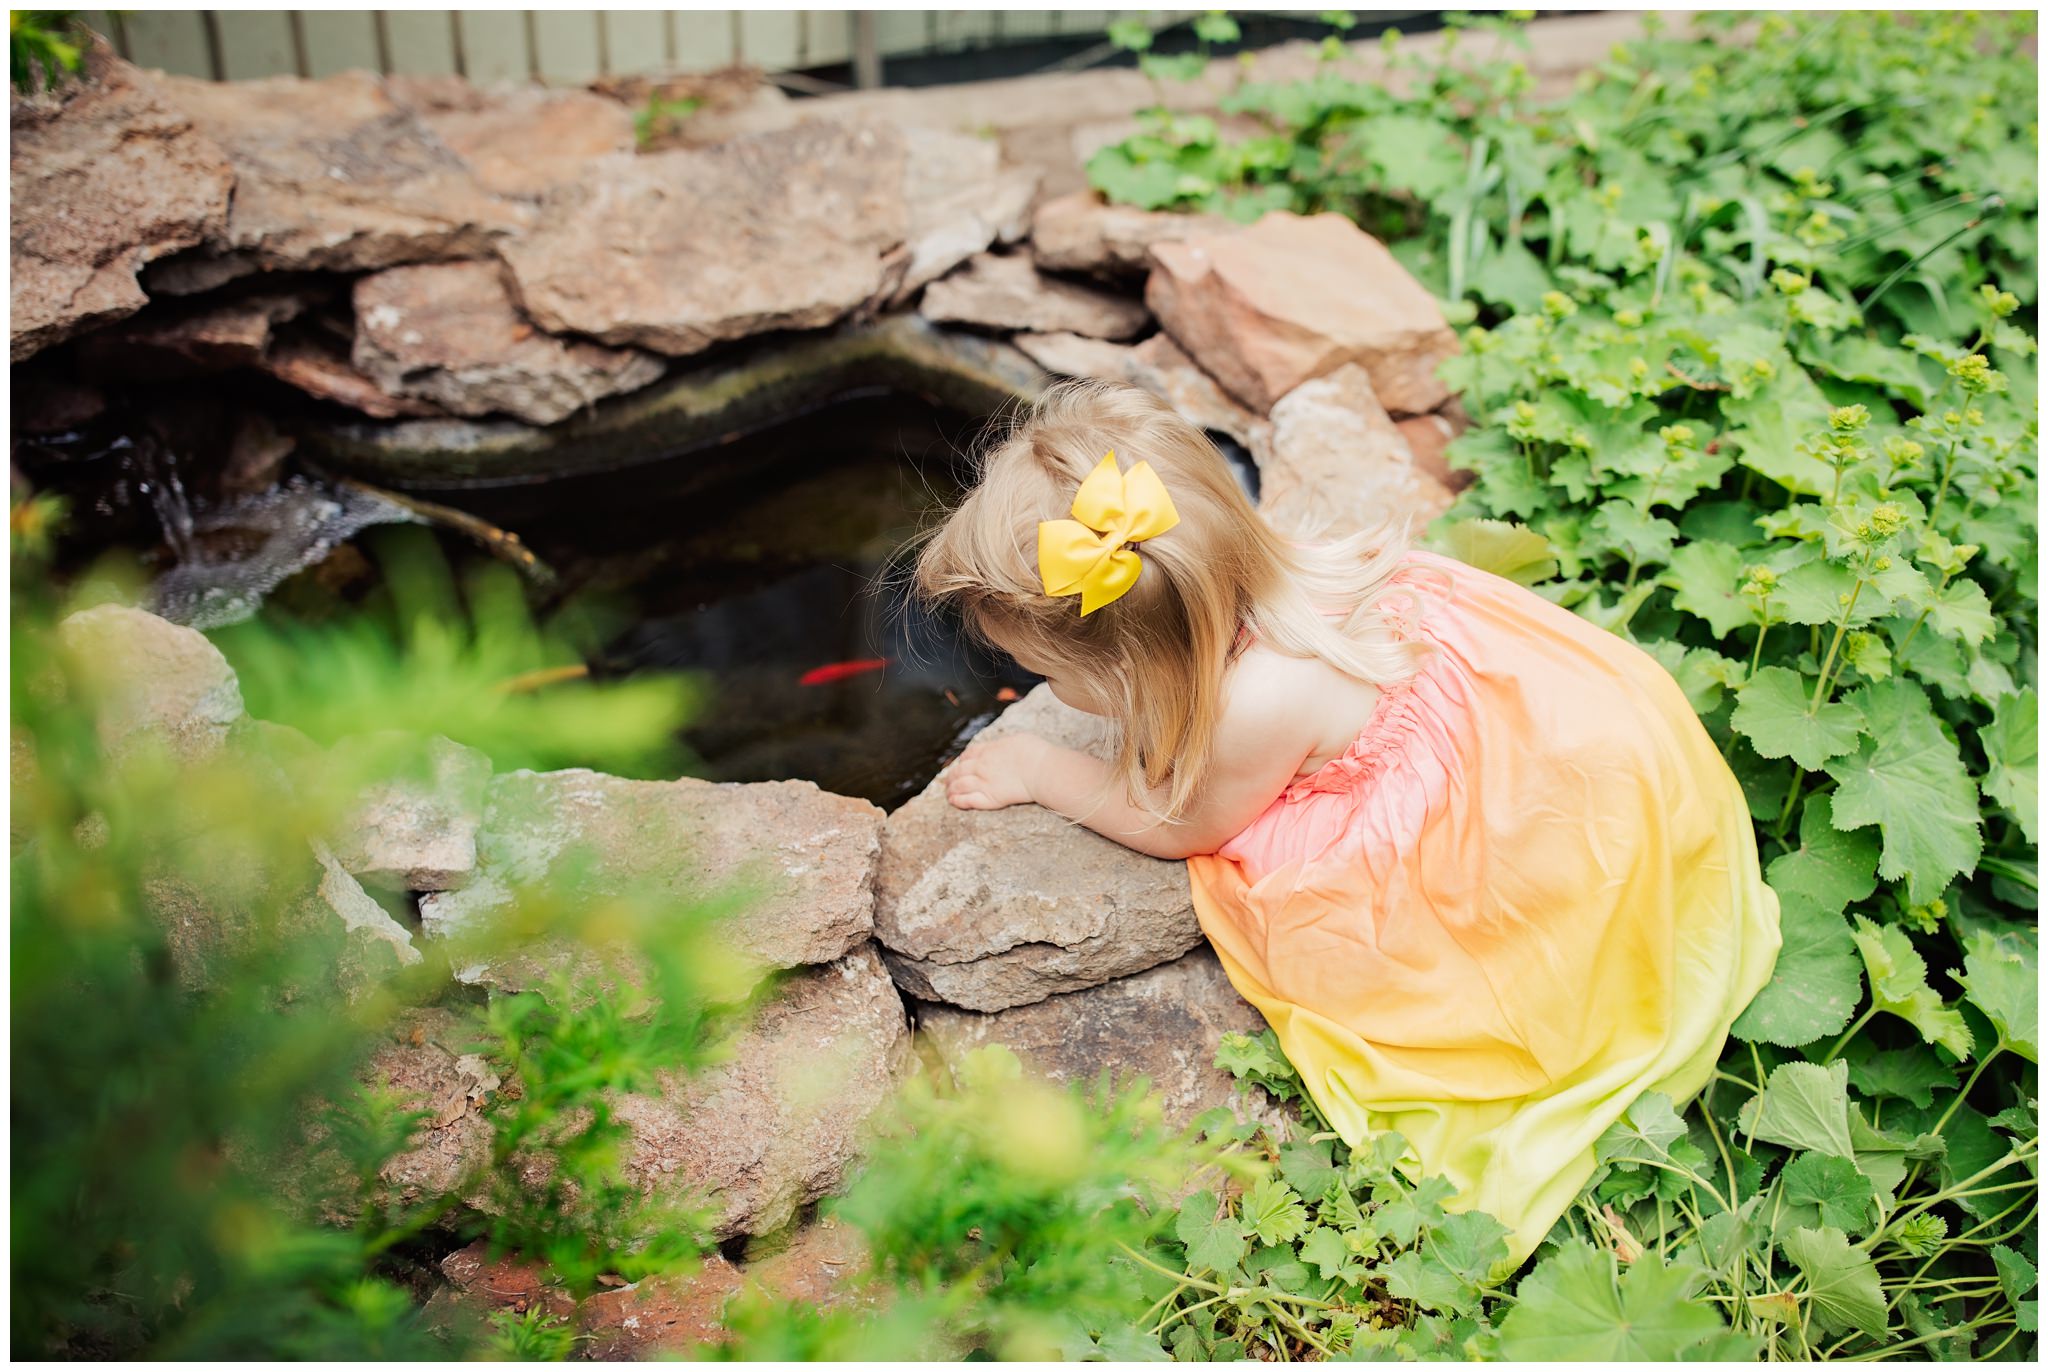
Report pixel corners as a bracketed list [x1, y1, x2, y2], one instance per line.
[75, 10, 1232, 84]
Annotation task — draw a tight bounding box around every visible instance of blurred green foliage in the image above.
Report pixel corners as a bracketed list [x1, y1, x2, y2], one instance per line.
[1089, 8, 2040, 1360]
[8, 508, 730, 1357]
[210, 527, 699, 779]
[10, 10, 83, 92]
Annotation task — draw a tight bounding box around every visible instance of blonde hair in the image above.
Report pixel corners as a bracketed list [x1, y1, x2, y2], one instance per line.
[913, 379, 1436, 826]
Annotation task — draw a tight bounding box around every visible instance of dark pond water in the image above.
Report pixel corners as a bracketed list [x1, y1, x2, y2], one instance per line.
[460, 391, 1040, 809]
[18, 387, 1040, 811]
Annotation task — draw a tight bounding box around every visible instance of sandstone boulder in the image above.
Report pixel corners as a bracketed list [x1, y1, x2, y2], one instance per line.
[1013, 330, 1133, 382]
[393, 81, 636, 200]
[1146, 211, 1459, 415]
[72, 284, 327, 380]
[1255, 363, 1453, 539]
[920, 251, 1149, 340]
[312, 845, 423, 972]
[259, 330, 445, 419]
[615, 942, 914, 1240]
[1124, 332, 1269, 452]
[914, 944, 1288, 1137]
[356, 1007, 499, 1210]
[431, 1211, 878, 1358]
[352, 260, 666, 424]
[418, 770, 884, 995]
[328, 732, 492, 893]
[894, 127, 1040, 302]
[55, 604, 244, 761]
[583, 1212, 877, 1356]
[430, 1239, 578, 1326]
[144, 70, 526, 288]
[500, 121, 911, 358]
[9, 40, 234, 359]
[1030, 191, 1236, 280]
[874, 685, 1201, 1011]
[1396, 408, 1475, 493]
[573, 1255, 743, 1357]
[1011, 331, 1269, 458]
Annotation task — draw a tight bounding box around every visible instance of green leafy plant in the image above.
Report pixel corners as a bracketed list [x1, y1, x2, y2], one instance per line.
[1094, 8, 2039, 1358]
[210, 526, 699, 778]
[1129, 1030, 1747, 1360]
[9, 515, 735, 1356]
[10, 10, 84, 93]
[633, 93, 701, 151]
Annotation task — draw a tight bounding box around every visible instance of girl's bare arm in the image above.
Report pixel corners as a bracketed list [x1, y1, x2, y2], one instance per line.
[943, 652, 1322, 859]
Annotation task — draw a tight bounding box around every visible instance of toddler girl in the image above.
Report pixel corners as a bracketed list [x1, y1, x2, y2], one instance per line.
[914, 379, 1781, 1262]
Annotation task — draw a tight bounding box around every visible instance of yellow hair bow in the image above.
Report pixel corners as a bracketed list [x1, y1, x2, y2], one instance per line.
[1037, 451, 1180, 615]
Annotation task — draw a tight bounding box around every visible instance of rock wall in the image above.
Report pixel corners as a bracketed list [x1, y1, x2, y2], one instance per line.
[14, 36, 1507, 1343]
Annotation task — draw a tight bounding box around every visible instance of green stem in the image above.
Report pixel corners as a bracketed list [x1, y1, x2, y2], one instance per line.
[1929, 1047, 2002, 1137]
[1820, 1005, 1878, 1064]
[1827, 1316, 2013, 1361]
[1929, 437, 1964, 518]
[1810, 570, 1869, 710]
[1151, 1291, 1229, 1337]
[1775, 772, 1804, 835]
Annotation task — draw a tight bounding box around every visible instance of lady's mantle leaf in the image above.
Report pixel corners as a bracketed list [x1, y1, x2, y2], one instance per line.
[1174, 1189, 1248, 1272]
[1779, 1152, 1877, 1235]
[1781, 1226, 1888, 1338]
[1738, 1059, 1855, 1158]
[1775, 560, 1877, 626]
[1241, 1176, 1310, 1247]
[1849, 916, 1974, 1060]
[1595, 1092, 1687, 1171]
[1384, 1249, 1470, 1314]
[1496, 1240, 1728, 1360]
[1905, 576, 1997, 647]
[1847, 1110, 1946, 1206]
[1662, 540, 1752, 636]
[1824, 680, 1983, 903]
[1981, 688, 2038, 842]
[1428, 1209, 1512, 1286]
[1431, 518, 1558, 586]
[1991, 1245, 2038, 1332]
[1297, 1224, 1363, 1282]
[1732, 666, 1865, 769]
[1766, 794, 1881, 913]
[1373, 1174, 1458, 1248]
[1957, 932, 2038, 1062]
[1842, 1038, 1956, 1109]
[1732, 893, 1863, 1048]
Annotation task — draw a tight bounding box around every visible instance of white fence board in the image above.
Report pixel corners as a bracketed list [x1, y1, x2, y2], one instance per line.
[300, 11, 382, 77]
[122, 10, 215, 77]
[136, 8, 1216, 83]
[456, 10, 533, 84]
[872, 11, 928, 57]
[382, 10, 458, 77]
[736, 10, 800, 69]
[601, 10, 671, 76]
[217, 10, 297, 80]
[532, 10, 602, 83]
[670, 11, 736, 73]
[802, 10, 852, 67]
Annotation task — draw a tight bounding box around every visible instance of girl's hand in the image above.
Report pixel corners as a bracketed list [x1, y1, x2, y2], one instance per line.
[942, 733, 1046, 811]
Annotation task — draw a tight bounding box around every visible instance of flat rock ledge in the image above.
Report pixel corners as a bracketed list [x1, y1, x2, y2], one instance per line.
[424, 1211, 881, 1358]
[614, 941, 914, 1240]
[914, 943, 1289, 1141]
[419, 768, 884, 996]
[9, 37, 234, 359]
[874, 685, 1202, 1012]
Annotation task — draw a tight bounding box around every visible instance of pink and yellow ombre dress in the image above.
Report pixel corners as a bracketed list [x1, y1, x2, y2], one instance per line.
[1186, 549, 1781, 1263]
